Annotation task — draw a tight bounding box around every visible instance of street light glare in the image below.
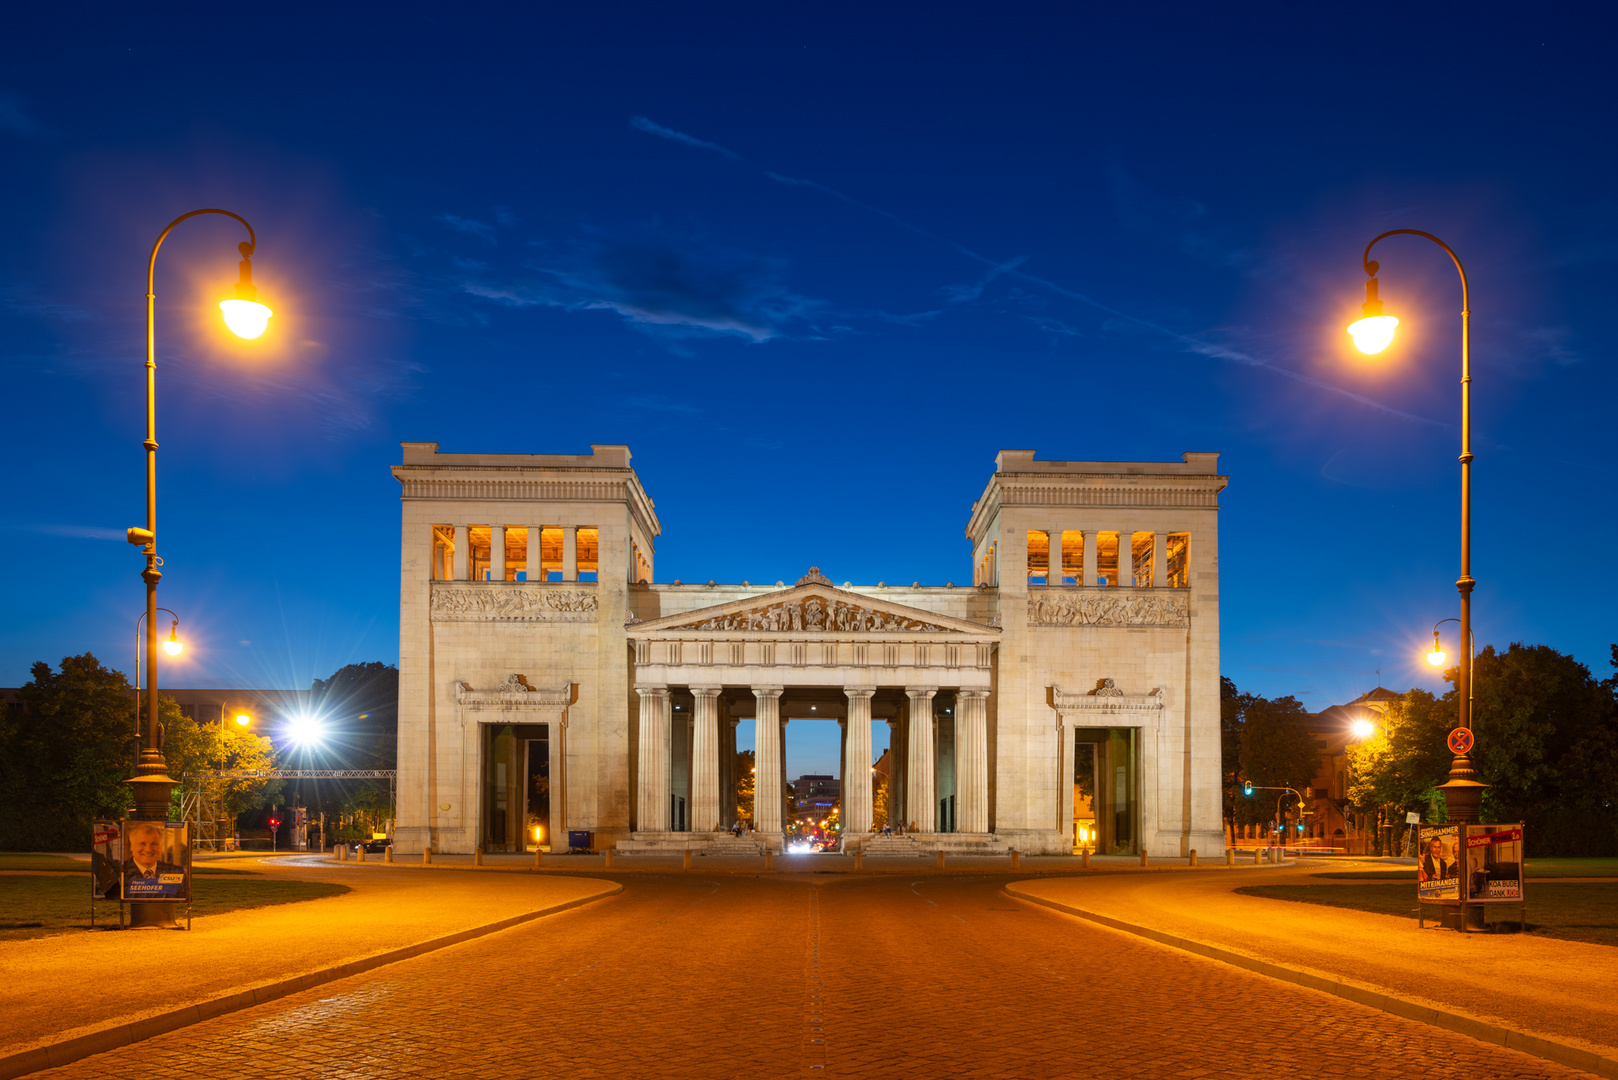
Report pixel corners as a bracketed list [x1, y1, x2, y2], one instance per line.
[1347, 314, 1398, 354]
[235, 713, 252, 727]
[285, 712, 326, 746]
[1427, 647, 1448, 668]
[1350, 718, 1375, 739]
[219, 298, 274, 339]
[161, 637, 184, 656]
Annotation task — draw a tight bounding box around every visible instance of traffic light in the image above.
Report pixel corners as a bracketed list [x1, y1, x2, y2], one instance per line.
[1243, 781, 1254, 797]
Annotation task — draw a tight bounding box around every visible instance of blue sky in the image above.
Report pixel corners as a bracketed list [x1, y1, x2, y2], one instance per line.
[3, 5, 1613, 775]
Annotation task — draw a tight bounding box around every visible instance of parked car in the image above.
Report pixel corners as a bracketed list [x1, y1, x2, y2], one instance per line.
[350, 838, 390, 854]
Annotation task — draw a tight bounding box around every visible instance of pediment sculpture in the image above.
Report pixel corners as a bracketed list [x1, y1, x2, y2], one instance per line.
[679, 593, 947, 633]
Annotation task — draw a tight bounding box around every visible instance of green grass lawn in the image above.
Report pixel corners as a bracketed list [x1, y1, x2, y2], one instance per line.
[1313, 858, 1618, 882]
[1236, 881, 1618, 947]
[0, 853, 255, 875]
[0, 875, 349, 941]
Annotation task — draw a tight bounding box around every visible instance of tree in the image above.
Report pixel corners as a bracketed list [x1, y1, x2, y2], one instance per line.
[0, 655, 135, 850]
[1221, 677, 1257, 837]
[872, 773, 889, 831]
[734, 749, 755, 823]
[1237, 694, 1320, 831]
[1346, 689, 1454, 853]
[158, 697, 282, 819]
[307, 662, 398, 769]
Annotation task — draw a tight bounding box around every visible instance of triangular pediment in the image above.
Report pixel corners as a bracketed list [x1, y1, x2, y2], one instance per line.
[628, 582, 997, 637]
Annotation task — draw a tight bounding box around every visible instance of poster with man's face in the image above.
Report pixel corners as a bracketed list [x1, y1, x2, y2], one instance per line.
[1416, 825, 1460, 901]
[91, 820, 121, 900]
[1465, 825, 1524, 902]
[120, 820, 191, 901]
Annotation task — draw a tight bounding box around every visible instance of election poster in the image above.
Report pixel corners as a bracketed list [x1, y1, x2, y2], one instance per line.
[91, 820, 121, 900]
[120, 820, 192, 901]
[1416, 825, 1460, 901]
[1464, 825, 1524, 903]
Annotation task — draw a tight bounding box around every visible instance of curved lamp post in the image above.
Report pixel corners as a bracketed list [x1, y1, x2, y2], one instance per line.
[1347, 230, 1487, 823]
[123, 209, 271, 928]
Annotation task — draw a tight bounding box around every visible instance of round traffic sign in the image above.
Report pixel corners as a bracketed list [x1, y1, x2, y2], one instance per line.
[1447, 727, 1474, 755]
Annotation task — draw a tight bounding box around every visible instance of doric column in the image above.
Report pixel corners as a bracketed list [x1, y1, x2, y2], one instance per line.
[452, 524, 470, 580]
[1082, 530, 1098, 587]
[635, 686, 671, 832]
[1152, 531, 1167, 588]
[563, 526, 578, 582]
[490, 525, 506, 582]
[752, 687, 784, 834]
[691, 687, 722, 833]
[1115, 531, 1131, 586]
[1050, 530, 1064, 585]
[956, 690, 989, 833]
[905, 688, 937, 832]
[843, 687, 876, 833]
[526, 524, 544, 582]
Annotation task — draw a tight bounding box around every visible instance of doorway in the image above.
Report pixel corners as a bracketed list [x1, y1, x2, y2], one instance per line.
[482, 722, 550, 853]
[1073, 727, 1137, 854]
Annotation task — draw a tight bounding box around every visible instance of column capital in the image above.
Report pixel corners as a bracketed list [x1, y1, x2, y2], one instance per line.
[751, 686, 784, 699]
[843, 686, 877, 700]
[904, 687, 938, 699]
[690, 685, 723, 698]
[634, 684, 670, 698]
[956, 688, 990, 701]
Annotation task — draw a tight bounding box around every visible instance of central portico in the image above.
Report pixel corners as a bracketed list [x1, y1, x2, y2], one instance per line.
[624, 568, 998, 849]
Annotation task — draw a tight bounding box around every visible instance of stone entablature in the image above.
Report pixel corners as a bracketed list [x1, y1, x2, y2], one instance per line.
[454, 674, 574, 715]
[430, 582, 599, 621]
[1027, 587, 1189, 628]
[1052, 680, 1167, 718]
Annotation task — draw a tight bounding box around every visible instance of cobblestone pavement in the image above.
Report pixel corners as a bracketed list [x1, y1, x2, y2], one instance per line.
[30, 873, 1591, 1079]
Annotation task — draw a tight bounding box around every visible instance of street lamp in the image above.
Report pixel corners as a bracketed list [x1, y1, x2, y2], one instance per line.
[131, 608, 183, 768]
[1347, 230, 1487, 824]
[123, 209, 270, 929]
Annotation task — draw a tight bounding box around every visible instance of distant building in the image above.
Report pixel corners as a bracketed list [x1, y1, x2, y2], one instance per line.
[793, 774, 840, 828]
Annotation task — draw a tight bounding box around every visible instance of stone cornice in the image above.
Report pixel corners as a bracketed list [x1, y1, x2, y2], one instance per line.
[965, 470, 1228, 541]
[1052, 683, 1166, 713]
[392, 467, 661, 544]
[628, 581, 998, 638]
[455, 675, 573, 719]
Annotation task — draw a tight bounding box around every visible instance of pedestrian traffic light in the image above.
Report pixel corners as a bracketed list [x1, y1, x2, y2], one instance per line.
[1243, 781, 1254, 797]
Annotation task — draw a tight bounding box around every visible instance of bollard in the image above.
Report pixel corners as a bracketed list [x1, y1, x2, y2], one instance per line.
[683, 849, 693, 871]
[336, 844, 346, 862]
[385, 846, 393, 864]
[854, 850, 864, 871]
[764, 849, 773, 871]
[604, 848, 614, 869]
[936, 850, 946, 870]
[1011, 850, 1020, 870]
[1081, 848, 1090, 869]
[1225, 848, 1235, 866]
[533, 849, 543, 870]
[473, 847, 483, 867]
[1189, 849, 1198, 867]
[357, 845, 365, 863]
[424, 848, 432, 865]
[1139, 850, 1149, 867]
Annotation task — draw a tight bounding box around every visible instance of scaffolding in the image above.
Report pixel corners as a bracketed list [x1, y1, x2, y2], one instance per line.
[183, 770, 399, 851]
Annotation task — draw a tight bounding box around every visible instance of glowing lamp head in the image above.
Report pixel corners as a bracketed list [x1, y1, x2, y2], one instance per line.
[1427, 646, 1448, 668]
[1350, 718, 1375, 739]
[284, 712, 325, 747]
[220, 298, 273, 339]
[162, 623, 184, 656]
[235, 713, 252, 727]
[220, 240, 272, 339]
[1347, 274, 1397, 354]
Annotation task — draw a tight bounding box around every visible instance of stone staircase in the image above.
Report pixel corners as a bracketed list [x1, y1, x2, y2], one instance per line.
[854, 833, 1012, 857]
[703, 833, 765, 857]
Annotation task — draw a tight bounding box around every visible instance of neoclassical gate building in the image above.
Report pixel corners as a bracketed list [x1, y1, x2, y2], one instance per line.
[393, 443, 1226, 857]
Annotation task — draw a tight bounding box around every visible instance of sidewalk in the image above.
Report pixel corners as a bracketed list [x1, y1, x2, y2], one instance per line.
[0, 855, 618, 1066]
[1007, 860, 1618, 1068]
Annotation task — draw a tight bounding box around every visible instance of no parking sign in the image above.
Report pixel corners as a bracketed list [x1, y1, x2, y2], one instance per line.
[1447, 727, 1474, 755]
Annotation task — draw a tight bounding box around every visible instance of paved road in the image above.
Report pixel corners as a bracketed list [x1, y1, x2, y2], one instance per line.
[31, 873, 1586, 1079]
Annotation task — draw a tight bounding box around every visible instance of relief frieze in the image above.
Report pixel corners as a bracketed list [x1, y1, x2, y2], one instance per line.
[1028, 589, 1189, 628]
[681, 594, 947, 633]
[431, 585, 599, 622]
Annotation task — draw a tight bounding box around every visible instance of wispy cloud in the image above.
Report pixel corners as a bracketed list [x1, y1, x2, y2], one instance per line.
[0, 91, 51, 139]
[1, 284, 94, 322]
[1517, 325, 1581, 367]
[630, 116, 742, 161]
[459, 225, 824, 343]
[437, 214, 498, 243]
[943, 256, 1028, 304]
[626, 115, 1442, 425]
[4, 524, 124, 540]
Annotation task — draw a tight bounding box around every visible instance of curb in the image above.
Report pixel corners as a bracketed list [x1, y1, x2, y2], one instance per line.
[1004, 883, 1618, 1080]
[0, 882, 622, 1080]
